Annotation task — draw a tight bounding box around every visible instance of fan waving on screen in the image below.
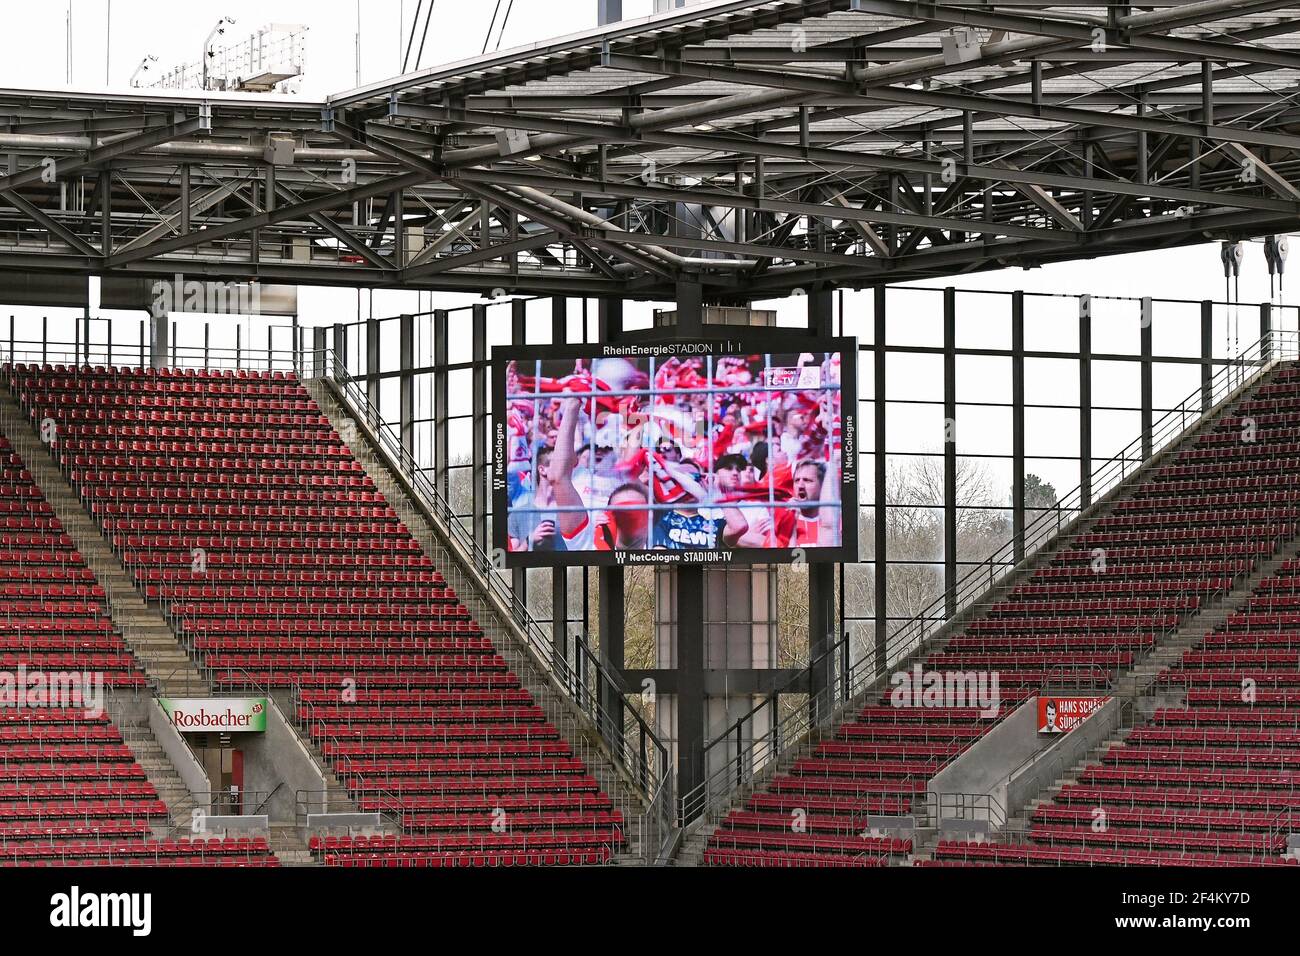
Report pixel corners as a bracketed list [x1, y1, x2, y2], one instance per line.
[651, 455, 747, 551]
[549, 395, 651, 551]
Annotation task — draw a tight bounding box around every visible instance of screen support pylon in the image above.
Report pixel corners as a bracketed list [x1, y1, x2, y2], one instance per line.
[597, 296, 627, 759]
[674, 279, 707, 813]
[808, 286, 837, 723]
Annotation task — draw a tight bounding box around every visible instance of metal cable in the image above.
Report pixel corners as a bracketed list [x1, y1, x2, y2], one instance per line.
[401, 0, 425, 74]
[414, 0, 436, 71]
[495, 0, 517, 52]
[482, 0, 504, 56]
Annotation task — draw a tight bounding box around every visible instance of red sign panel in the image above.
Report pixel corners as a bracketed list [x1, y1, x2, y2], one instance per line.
[1037, 695, 1108, 735]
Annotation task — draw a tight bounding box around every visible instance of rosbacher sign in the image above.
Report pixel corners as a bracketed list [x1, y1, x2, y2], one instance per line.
[161, 698, 267, 732]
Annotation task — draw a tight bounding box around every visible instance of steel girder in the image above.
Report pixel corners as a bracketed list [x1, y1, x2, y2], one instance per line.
[0, 1, 1297, 300]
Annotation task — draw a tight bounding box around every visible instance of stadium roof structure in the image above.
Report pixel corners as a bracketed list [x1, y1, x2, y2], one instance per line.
[2, 0, 1300, 301]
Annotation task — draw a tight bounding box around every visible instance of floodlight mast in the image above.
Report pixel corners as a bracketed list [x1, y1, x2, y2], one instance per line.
[202, 16, 236, 91]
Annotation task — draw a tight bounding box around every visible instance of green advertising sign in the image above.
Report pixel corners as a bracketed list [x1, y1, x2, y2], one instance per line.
[160, 698, 267, 733]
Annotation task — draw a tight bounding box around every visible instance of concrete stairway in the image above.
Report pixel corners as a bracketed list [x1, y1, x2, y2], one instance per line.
[104, 696, 200, 838]
[268, 824, 318, 867]
[0, 388, 209, 698]
[1122, 538, 1300, 694]
[984, 532, 1300, 848]
[133, 735, 200, 836]
[1001, 727, 1133, 837]
[0, 387, 216, 844]
[677, 362, 1298, 864]
[674, 828, 711, 867]
[305, 378, 652, 864]
[270, 692, 364, 820]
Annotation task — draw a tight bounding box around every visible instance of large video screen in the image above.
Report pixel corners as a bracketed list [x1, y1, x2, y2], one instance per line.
[493, 334, 858, 567]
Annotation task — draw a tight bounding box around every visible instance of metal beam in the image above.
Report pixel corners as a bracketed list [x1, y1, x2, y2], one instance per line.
[0, 189, 101, 258]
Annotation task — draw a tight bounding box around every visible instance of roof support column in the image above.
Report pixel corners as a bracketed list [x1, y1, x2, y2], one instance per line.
[673, 279, 705, 819]
[808, 286, 836, 720]
[1012, 292, 1026, 563]
[873, 286, 887, 680]
[552, 296, 570, 656]
[596, 296, 624, 764]
[943, 287, 957, 618]
[1079, 296, 1093, 508]
[597, 0, 622, 26]
[510, 299, 529, 624]
[1141, 297, 1153, 460]
[399, 312, 415, 458]
[1201, 300, 1214, 411]
[365, 313, 380, 409]
[433, 309, 450, 508]
[1261, 302, 1273, 360]
[149, 312, 168, 370]
[472, 303, 488, 555]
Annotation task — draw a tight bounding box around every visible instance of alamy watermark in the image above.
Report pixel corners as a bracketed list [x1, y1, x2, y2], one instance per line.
[0, 666, 105, 717]
[889, 664, 1001, 718]
[150, 274, 261, 319]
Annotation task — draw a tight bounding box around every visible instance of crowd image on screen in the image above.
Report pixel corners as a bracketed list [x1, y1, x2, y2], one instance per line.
[504, 350, 844, 555]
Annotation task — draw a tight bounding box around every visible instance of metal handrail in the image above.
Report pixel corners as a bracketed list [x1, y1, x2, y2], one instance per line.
[920, 791, 1007, 830]
[318, 349, 672, 814]
[2, 347, 669, 831]
[185, 789, 272, 817]
[251, 783, 285, 817]
[681, 329, 1300, 824]
[2, 340, 314, 376]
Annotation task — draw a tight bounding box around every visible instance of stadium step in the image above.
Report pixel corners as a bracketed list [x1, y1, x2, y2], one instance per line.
[697, 357, 1300, 867]
[0, 388, 210, 698]
[1118, 533, 1300, 695]
[268, 823, 321, 867]
[674, 829, 713, 867]
[4, 364, 639, 867]
[306, 377, 652, 863]
[103, 696, 201, 837]
[1000, 529, 1300, 837]
[0, 377, 361, 861]
[274, 694, 369, 822]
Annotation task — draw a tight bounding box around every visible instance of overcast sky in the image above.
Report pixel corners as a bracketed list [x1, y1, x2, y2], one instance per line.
[4, 0, 675, 94]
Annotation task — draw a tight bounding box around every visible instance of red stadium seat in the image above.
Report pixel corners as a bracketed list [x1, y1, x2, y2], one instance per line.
[6, 365, 624, 867]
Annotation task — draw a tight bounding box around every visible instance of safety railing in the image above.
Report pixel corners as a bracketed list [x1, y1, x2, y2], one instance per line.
[317, 349, 672, 817]
[1, 340, 318, 377]
[1268, 808, 1298, 852]
[0, 351, 460, 667]
[993, 685, 1157, 825]
[681, 329, 1300, 824]
[295, 784, 627, 865]
[3, 349, 672, 858]
[920, 791, 1007, 830]
[324, 782, 407, 833]
[638, 768, 677, 864]
[252, 783, 285, 817]
[186, 789, 272, 817]
[0, 838, 277, 866]
[0, 809, 169, 843]
[294, 788, 370, 828]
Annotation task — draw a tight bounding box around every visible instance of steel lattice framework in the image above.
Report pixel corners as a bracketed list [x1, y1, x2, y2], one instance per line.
[2, 0, 1300, 301]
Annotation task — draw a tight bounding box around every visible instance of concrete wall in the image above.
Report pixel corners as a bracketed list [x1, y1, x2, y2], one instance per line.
[202, 815, 270, 835]
[1004, 697, 1121, 817]
[106, 689, 152, 726]
[238, 695, 327, 823]
[146, 697, 212, 814]
[927, 697, 1042, 812]
[927, 695, 1119, 826]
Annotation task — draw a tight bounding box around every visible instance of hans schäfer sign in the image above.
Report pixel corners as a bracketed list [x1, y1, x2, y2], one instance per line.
[161, 698, 267, 732]
[1038, 695, 1109, 735]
